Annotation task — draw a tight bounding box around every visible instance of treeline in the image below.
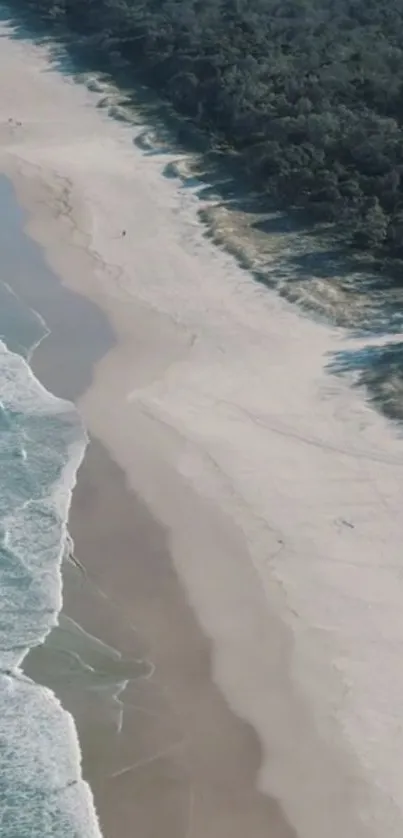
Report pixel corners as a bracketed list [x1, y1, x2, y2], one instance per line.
[15, 0, 403, 260]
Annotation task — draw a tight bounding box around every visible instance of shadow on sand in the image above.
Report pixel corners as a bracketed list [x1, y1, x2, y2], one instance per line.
[327, 340, 403, 424]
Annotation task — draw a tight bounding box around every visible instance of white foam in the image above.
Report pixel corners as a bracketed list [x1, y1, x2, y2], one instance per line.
[0, 338, 86, 666]
[0, 672, 102, 838]
[0, 338, 74, 416]
[0, 338, 101, 836]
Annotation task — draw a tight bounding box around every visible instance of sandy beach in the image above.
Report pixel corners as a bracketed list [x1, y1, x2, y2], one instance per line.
[2, 12, 403, 838]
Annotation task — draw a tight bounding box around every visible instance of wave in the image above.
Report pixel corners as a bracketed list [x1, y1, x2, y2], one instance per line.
[0, 338, 102, 837]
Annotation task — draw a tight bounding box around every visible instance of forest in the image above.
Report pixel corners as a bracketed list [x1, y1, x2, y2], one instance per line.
[12, 0, 403, 263]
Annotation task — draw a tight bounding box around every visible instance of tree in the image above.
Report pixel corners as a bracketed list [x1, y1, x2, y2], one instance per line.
[353, 199, 388, 249]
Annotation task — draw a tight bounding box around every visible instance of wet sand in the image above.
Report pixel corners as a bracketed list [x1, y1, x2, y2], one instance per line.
[27, 432, 296, 838]
[62, 439, 296, 838]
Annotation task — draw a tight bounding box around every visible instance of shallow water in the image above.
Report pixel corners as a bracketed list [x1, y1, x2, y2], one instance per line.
[0, 176, 102, 837]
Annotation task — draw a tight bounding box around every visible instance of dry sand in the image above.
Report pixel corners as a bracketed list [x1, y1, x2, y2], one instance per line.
[1, 14, 403, 838]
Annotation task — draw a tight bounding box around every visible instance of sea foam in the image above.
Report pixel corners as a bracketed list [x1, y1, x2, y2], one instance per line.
[0, 338, 102, 837]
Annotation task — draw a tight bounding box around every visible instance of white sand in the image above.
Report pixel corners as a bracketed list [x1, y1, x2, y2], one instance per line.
[2, 18, 403, 838]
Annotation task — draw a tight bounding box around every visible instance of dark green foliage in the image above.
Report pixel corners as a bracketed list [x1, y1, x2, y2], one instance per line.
[15, 0, 403, 257]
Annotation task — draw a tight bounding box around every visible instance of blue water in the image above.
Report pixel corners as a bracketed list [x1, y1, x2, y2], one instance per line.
[0, 183, 102, 836]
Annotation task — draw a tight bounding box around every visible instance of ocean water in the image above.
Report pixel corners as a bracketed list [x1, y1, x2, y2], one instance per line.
[0, 198, 102, 835]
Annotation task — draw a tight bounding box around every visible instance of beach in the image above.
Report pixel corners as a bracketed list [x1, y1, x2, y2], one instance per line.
[1, 12, 403, 838]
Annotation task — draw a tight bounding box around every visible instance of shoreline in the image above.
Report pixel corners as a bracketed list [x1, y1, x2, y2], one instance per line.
[11, 141, 300, 838]
[5, 170, 298, 837]
[2, 16, 403, 838]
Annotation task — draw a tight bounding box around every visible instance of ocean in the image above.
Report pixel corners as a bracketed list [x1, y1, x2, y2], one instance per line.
[0, 184, 102, 836]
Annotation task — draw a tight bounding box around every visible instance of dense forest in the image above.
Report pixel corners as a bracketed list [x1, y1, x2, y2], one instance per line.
[13, 0, 403, 262]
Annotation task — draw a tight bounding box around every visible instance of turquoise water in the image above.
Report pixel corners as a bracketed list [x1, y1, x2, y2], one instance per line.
[0, 179, 102, 836]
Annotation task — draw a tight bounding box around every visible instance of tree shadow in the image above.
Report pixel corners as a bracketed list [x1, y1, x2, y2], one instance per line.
[275, 238, 403, 334]
[327, 340, 403, 423]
